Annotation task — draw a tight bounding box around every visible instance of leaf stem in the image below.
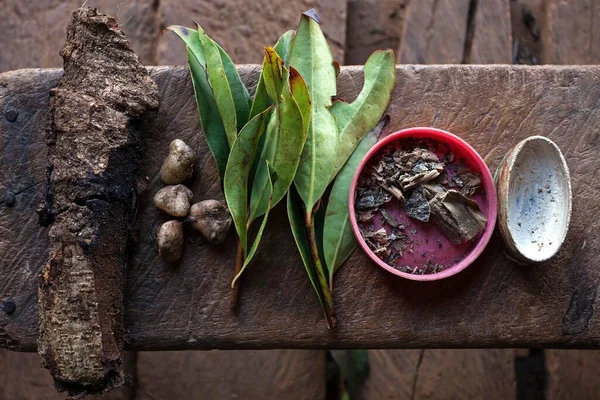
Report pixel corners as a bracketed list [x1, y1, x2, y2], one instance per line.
[306, 203, 336, 329]
[230, 239, 244, 311]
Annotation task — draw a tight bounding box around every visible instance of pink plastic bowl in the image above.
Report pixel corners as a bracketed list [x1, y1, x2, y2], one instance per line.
[348, 127, 497, 281]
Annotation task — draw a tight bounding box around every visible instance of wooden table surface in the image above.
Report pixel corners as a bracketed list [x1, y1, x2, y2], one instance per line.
[1, 63, 598, 352]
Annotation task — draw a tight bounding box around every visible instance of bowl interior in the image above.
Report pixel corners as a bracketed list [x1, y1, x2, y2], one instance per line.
[350, 128, 497, 281]
[505, 137, 571, 262]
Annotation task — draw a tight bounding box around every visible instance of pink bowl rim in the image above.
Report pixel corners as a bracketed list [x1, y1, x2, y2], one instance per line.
[348, 127, 498, 281]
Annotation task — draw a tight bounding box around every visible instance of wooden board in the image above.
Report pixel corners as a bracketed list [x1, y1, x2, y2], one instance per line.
[158, 0, 347, 65]
[469, 0, 513, 63]
[136, 350, 325, 400]
[0, 0, 160, 71]
[360, 349, 516, 399]
[0, 349, 134, 400]
[542, 0, 600, 64]
[345, 0, 410, 65]
[399, 0, 471, 63]
[1, 64, 600, 351]
[546, 350, 600, 399]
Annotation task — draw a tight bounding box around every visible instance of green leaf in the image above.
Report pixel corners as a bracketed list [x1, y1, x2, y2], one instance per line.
[274, 30, 294, 64]
[330, 349, 370, 400]
[197, 25, 238, 147]
[287, 186, 327, 312]
[231, 161, 274, 287]
[215, 42, 251, 130]
[187, 48, 229, 179]
[249, 30, 295, 120]
[289, 12, 339, 215]
[166, 26, 229, 179]
[248, 50, 309, 222]
[166, 26, 206, 65]
[323, 116, 389, 289]
[223, 107, 272, 252]
[329, 50, 396, 179]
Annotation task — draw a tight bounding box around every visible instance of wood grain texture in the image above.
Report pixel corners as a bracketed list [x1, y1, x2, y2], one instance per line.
[345, 0, 410, 65]
[0, 1, 160, 72]
[158, 0, 346, 65]
[542, 0, 600, 64]
[546, 350, 600, 399]
[360, 349, 516, 399]
[511, 0, 544, 64]
[1, 64, 600, 351]
[135, 350, 325, 400]
[469, 0, 513, 63]
[0, 349, 135, 400]
[399, 0, 471, 63]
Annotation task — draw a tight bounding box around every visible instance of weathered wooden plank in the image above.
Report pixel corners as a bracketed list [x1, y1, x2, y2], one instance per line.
[511, 0, 544, 64]
[399, 0, 471, 63]
[542, 0, 600, 64]
[0, 349, 135, 400]
[1, 64, 599, 351]
[0, 0, 160, 72]
[469, 0, 513, 63]
[158, 0, 347, 65]
[136, 350, 325, 399]
[546, 350, 600, 399]
[345, 0, 410, 65]
[360, 349, 516, 399]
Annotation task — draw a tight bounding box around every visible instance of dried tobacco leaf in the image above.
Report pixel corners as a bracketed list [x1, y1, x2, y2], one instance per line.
[429, 190, 487, 244]
[405, 186, 430, 222]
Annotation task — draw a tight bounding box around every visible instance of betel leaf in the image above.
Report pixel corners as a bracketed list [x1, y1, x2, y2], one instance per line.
[197, 25, 238, 147]
[323, 116, 389, 289]
[287, 186, 326, 312]
[166, 25, 206, 65]
[249, 30, 295, 120]
[329, 49, 396, 180]
[274, 30, 294, 64]
[215, 42, 251, 130]
[223, 107, 272, 253]
[231, 161, 274, 287]
[187, 48, 229, 179]
[167, 26, 229, 179]
[288, 11, 338, 216]
[248, 49, 309, 222]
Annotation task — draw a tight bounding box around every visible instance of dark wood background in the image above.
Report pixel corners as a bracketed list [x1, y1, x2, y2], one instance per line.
[1, 0, 599, 399]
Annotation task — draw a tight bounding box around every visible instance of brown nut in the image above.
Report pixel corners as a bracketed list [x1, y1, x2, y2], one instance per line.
[159, 139, 196, 184]
[189, 200, 232, 244]
[154, 184, 193, 217]
[157, 220, 184, 263]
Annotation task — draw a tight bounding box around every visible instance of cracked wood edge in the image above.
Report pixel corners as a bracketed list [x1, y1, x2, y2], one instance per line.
[1, 64, 599, 351]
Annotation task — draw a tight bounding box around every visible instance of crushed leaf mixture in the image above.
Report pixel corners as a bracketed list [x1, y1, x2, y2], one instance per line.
[355, 140, 488, 275]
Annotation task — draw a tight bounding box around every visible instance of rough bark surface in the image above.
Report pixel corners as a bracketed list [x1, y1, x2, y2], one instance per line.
[37, 8, 158, 397]
[1, 64, 599, 351]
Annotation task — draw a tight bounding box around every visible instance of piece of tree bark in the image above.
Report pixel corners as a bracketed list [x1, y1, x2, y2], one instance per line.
[37, 8, 158, 397]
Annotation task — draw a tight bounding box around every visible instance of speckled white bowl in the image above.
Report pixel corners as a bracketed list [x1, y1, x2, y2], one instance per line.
[495, 136, 572, 264]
